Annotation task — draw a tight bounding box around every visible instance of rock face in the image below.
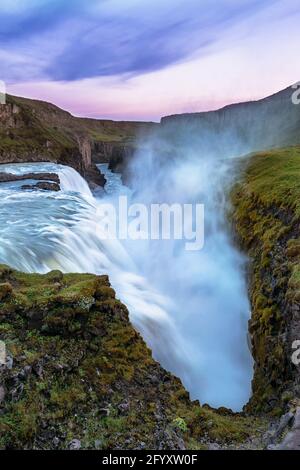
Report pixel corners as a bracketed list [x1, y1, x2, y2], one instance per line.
[77, 135, 92, 170]
[231, 147, 300, 417]
[0, 265, 267, 450]
[104, 85, 300, 181]
[0, 95, 155, 188]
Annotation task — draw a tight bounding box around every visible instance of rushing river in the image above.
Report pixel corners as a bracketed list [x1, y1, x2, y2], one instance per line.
[0, 159, 252, 410]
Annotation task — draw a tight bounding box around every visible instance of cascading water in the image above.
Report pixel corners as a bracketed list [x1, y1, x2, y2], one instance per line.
[0, 153, 253, 411]
[0, 162, 189, 383]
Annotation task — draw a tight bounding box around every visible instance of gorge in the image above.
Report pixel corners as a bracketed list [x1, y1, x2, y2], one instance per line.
[1, 85, 300, 449]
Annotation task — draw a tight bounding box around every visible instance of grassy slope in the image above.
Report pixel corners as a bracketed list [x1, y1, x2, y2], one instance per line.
[0, 266, 265, 450]
[232, 146, 300, 414]
[3, 95, 153, 150]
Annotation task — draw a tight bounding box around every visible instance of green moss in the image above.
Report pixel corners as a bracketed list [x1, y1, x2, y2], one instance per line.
[231, 146, 300, 413]
[0, 266, 266, 449]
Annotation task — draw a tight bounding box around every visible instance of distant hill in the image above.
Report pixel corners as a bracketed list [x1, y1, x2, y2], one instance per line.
[160, 85, 300, 157]
[1, 85, 300, 179]
[0, 94, 156, 183]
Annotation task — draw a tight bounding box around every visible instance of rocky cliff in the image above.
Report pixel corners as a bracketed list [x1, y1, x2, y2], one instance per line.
[107, 85, 300, 180]
[231, 147, 300, 421]
[0, 95, 155, 187]
[161, 86, 300, 155]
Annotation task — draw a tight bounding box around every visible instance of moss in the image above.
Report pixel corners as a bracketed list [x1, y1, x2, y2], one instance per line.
[172, 417, 188, 433]
[0, 266, 266, 449]
[231, 146, 300, 414]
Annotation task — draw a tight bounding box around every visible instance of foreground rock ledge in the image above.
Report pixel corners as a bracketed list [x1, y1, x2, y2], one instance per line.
[0, 265, 266, 450]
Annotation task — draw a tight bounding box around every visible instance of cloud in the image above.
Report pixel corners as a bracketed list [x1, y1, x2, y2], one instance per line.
[0, 0, 282, 83]
[8, 2, 300, 122]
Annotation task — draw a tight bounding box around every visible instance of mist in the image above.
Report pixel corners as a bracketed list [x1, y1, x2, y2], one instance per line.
[113, 122, 256, 411]
[119, 88, 299, 410]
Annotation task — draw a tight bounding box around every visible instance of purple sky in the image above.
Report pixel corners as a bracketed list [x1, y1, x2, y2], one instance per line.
[1, 0, 300, 121]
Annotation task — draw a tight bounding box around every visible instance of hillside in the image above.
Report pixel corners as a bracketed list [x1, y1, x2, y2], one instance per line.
[0, 94, 155, 184]
[161, 86, 300, 154]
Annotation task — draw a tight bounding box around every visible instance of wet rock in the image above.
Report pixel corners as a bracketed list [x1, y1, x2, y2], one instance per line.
[83, 164, 106, 189]
[21, 181, 60, 191]
[0, 172, 60, 184]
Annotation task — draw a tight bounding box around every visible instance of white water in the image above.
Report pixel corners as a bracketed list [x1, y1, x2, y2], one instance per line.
[0, 157, 253, 410]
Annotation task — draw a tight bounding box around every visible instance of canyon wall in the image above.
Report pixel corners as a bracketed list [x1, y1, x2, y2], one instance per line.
[160, 86, 300, 154]
[0, 95, 155, 188]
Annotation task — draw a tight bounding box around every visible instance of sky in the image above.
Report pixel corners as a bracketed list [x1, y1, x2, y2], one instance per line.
[1, 0, 300, 121]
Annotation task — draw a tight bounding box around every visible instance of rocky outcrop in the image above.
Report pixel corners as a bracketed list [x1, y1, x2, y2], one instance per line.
[21, 181, 60, 191]
[0, 95, 155, 189]
[0, 265, 268, 450]
[0, 172, 61, 191]
[92, 141, 136, 171]
[0, 172, 60, 184]
[0, 103, 21, 128]
[77, 135, 92, 170]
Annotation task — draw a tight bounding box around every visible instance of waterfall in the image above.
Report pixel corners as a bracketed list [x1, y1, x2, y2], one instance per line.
[58, 166, 93, 198]
[0, 159, 253, 410]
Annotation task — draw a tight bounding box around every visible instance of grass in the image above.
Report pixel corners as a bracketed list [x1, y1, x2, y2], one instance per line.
[231, 146, 300, 413]
[0, 264, 267, 449]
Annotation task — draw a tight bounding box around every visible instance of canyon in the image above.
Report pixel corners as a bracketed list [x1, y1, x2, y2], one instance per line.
[0, 85, 300, 449]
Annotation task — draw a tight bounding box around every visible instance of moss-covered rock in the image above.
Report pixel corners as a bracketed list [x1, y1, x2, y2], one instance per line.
[231, 146, 300, 415]
[0, 265, 265, 449]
